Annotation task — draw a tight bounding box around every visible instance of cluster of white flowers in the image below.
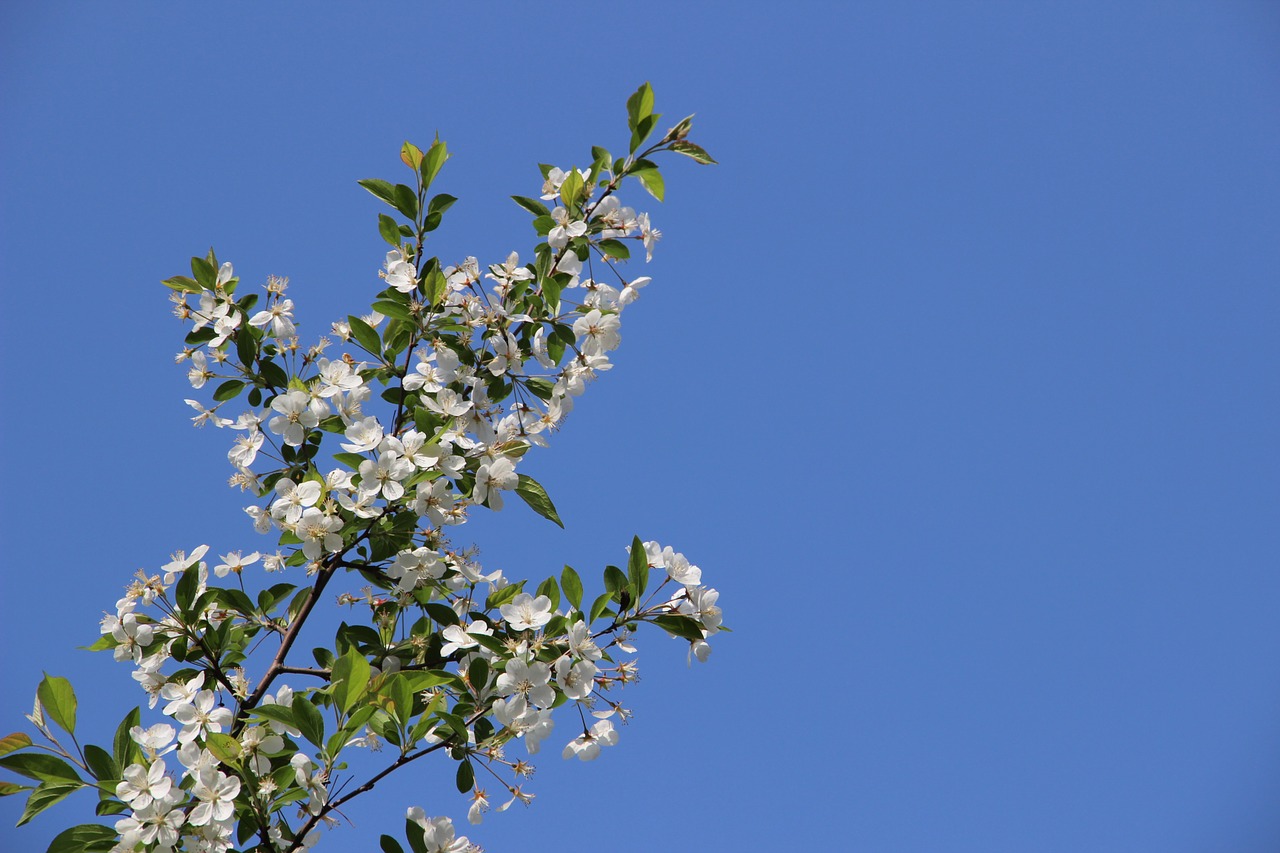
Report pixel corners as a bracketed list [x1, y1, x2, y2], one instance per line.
[7, 91, 721, 853]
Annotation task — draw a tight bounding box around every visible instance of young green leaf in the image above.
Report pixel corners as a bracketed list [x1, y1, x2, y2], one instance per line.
[358, 178, 398, 207]
[331, 647, 372, 715]
[669, 140, 718, 165]
[511, 196, 550, 217]
[292, 696, 325, 748]
[626, 81, 655, 131]
[0, 732, 32, 757]
[422, 139, 449, 187]
[378, 213, 402, 247]
[514, 474, 564, 528]
[561, 565, 583, 611]
[627, 535, 650, 601]
[112, 708, 141, 771]
[212, 380, 244, 403]
[18, 784, 81, 827]
[0, 753, 82, 785]
[632, 166, 665, 202]
[82, 746, 117, 783]
[37, 675, 76, 736]
[347, 315, 382, 355]
[455, 760, 474, 793]
[45, 823, 119, 853]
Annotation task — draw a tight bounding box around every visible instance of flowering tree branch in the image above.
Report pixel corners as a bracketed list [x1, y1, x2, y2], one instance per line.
[1, 83, 723, 853]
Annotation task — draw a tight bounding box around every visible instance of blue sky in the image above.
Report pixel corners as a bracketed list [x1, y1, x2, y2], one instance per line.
[2, 2, 1279, 851]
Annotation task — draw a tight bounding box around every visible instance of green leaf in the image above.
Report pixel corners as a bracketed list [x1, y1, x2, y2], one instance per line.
[0, 781, 31, 797]
[0, 753, 82, 785]
[421, 139, 449, 187]
[174, 563, 199, 614]
[82, 746, 117, 783]
[19, 783, 80, 826]
[37, 675, 76, 736]
[597, 239, 630, 260]
[405, 819, 429, 853]
[331, 647, 372, 715]
[588, 592, 613, 624]
[535, 576, 561, 612]
[427, 193, 457, 216]
[626, 81, 654, 130]
[455, 759, 474, 793]
[560, 169, 584, 207]
[378, 213, 402, 247]
[627, 535, 650, 601]
[384, 674, 414, 729]
[466, 657, 489, 695]
[292, 696, 325, 748]
[372, 299, 414, 322]
[259, 358, 289, 388]
[652, 614, 706, 641]
[542, 275, 563, 315]
[392, 183, 418, 220]
[358, 179, 398, 207]
[203, 733, 241, 765]
[45, 823, 118, 853]
[514, 474, 564, 528]
[424, 603, 460, 627]
[21, 782, 82, 827]
[591, 145, 614, 171]
[400, 141, 424, 170]
[190, 255, 216, 289]
[347, 315, 382, 355]
[561, 565, 583, 611]
[669, 140, 718, 165]
[632, 166, 665, 202]
[161, 275, 202, 293]
[603, 565, 627, 600]
[333, 452, 367, 471]
[0, 732, 32, 757]
[247, 703, 297, 730]
[381, 835, 407, 853]
[512, 196, 550, 217]
[112, 708, 140, 771]
[423, 267, 447, 307]
[212, 380, 244, 402]
[630, 113, 661, 154]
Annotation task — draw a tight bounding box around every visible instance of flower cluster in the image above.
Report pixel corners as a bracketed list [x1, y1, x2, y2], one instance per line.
[3, 83, 721, 853]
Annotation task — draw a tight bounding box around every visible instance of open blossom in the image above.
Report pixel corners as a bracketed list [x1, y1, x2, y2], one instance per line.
[186, 350, 213, 389]
[562, 719, 619, 761]
[383, 249, 417, 293]
[249, 298, 297, 338]
[188, 767, 241, 826]
[268, 389, 326, 447]
[441, 620, 493, 656]
[555, 656, 598, 701]
[406, 809, 479, 853]
[116, 760, 173, 810]
[500, 592, 553, 632]
[573, 308, 621, 355]
[548, 206, 588, 249]
[473, 456, 517, 510]
[271, 478, 322, 524]
[341, 415, 384, 452]
[387, 546, 444, 592]
[357, 451, 413, 501]
[316, 357, 363, 397]
[297, 507, 343, 559]
[496, 658, 555, 707]
[173, 690, 233, 744]
[213, 550, 260, 578]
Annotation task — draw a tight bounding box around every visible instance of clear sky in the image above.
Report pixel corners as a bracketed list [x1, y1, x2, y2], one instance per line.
[2, 2, 1279, 851]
